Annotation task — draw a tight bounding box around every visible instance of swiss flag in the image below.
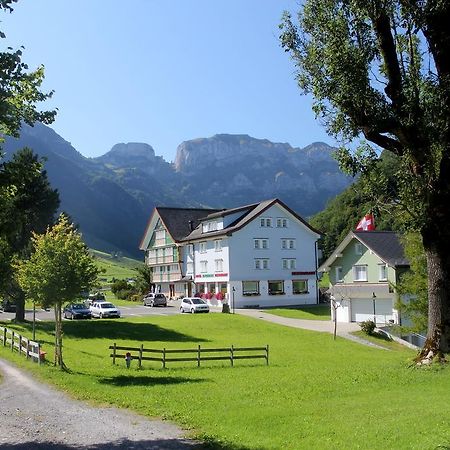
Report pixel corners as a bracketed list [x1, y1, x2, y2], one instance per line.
[356, 213, 375, 231]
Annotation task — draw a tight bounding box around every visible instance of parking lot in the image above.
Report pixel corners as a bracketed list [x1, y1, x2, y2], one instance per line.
[0, 300, 188, 322]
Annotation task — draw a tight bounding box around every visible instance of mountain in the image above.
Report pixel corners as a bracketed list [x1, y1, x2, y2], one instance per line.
[2, 124, 352, 257]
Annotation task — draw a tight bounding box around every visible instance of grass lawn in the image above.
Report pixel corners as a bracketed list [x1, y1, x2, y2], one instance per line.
[264, 304, 331, 321]
[1, 314, 450, 449]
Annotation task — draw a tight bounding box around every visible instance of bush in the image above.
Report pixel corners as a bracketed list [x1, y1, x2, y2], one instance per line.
[360, 320, 376, 335]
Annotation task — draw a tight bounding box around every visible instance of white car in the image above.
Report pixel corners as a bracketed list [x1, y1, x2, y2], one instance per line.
[90, 301, 121, 319]
[180, 297, 209, 314]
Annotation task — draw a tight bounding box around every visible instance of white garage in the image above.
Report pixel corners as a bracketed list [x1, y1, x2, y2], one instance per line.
[350, 298, 394, 324]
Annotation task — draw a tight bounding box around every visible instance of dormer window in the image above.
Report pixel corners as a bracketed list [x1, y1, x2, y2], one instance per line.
[202, 221, 218, 233]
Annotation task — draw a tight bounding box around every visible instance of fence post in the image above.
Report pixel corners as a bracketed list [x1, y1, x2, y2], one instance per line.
[2, 327, 6, 346]
[37, 343, 41, 366]
[197, 345, 201, 367]
[26, 338, 30, 360]
[230, 345, 234, 367]
[266, 344, 269, 365]
[11, 330, 14, 352]
[18, 334, 22, 355]
[163, 348, 166, 369]
[112, 343, 117, 365]
[139, 344, 143, 369]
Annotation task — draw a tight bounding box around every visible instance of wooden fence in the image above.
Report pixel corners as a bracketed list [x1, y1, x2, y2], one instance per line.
[109, 343, 269, 369]
[0, 326, 44, 364]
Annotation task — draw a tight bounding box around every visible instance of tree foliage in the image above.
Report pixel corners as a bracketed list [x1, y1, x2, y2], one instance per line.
[396, 232, 428, 333]
[16, 214, 100, 368]
[281, 0, 450, 362]
[0, 148, 59, 320]
[0, 0, 55, 139]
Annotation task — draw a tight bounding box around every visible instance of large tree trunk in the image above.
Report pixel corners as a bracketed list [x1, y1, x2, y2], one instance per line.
[416, 200, 450, 364]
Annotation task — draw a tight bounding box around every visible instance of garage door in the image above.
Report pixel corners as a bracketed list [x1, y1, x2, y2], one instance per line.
[351, 298, 393, 324]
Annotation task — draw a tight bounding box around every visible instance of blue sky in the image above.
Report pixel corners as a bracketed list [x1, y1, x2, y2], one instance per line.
[2, 0, 332, 160]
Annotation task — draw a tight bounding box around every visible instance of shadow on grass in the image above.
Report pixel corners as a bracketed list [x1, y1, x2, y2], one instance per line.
[0, 438, 260, 449]
[98, 374, 206, 387]
[15, 320, 208, 343]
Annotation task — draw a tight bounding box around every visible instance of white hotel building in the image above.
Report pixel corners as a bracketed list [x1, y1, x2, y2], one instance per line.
[139, 199, 321, 308]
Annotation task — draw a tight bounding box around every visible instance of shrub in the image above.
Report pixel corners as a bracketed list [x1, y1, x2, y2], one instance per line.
[360, 320, 376, 335]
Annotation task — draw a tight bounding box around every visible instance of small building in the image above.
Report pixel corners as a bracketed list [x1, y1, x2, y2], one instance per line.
[140, 198, 321, 308]
[318, 231, 409, 324]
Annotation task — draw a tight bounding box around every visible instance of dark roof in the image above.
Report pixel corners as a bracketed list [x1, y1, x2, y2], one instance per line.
[354, 231, 409, 266]
[157, 207, 220, 242]
[180, 198, 321, 241]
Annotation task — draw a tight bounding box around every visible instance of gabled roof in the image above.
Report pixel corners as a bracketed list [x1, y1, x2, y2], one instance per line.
[318, 230, 409, 272]
[139, 207, 220, 250]
[180, 198, 322, 242]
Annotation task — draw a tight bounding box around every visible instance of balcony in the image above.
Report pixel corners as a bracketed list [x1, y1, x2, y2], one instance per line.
[146, 256, 177, 265]
[331, 282, 392, 299]
[154, 272, 183, 283]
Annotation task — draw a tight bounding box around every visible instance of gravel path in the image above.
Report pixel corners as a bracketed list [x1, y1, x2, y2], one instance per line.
[0, 358, 202, 450]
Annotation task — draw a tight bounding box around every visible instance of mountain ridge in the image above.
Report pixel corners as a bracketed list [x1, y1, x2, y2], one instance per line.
[2, 124, 352, 257]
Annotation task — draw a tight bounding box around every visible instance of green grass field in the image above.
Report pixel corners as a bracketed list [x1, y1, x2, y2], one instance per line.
[264, 304, 330, 320]
[1, 314, 450, 449]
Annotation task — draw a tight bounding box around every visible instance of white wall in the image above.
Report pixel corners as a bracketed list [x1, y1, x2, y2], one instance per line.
[228, 203, 319, 307]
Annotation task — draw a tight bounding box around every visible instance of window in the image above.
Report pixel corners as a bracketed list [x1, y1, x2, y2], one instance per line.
[202, 221, 218, 233]
[155, 230, 165, 240]
[255, 258, 269, 269]
[335, 266, 343, 283]
[293, 280, 308, 294]
[200, 260, 208, 273]
[186, 262, 193, 273]
[276, 218, 288, 228]
[379, 263, 388, 281]
[282, 259, 296, 269]
[355, 242, 364, 255]
[199, 242, 207, 253]
[260, 217, 272, 227]
[281, 239, 296, 249]
[187, 244, 194, 254]
[353, 265, 368, 281]
[268, 280, 284, 295]
[254, 238, 268, 249]
[242, 281, 260, 295]
[215, 259, 223, 272]
[214, 239, 222, 252]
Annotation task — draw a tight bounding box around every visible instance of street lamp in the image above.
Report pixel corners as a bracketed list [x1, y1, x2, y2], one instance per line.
[372, 292, 376, 326]
[232, 286, 236, 314]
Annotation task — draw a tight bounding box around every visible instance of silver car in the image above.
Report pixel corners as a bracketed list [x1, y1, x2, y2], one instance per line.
[180, 297, 209, 314]
[143, 293, 167, 307]
[90, 301, 121, 319]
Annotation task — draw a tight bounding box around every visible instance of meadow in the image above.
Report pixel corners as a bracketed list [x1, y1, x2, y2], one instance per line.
[1, 314, 450, 449]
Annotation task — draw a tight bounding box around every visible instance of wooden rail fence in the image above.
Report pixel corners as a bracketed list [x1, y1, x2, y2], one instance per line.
[109, 343, 269, 369]
[0, 326, 44, 364]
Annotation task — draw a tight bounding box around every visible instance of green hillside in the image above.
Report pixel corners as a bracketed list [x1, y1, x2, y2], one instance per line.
[91, 249, 143, 284]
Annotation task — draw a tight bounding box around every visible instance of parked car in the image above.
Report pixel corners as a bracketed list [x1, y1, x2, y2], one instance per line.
[180, 297, 210, 314]
[143, 293, 167, 307]
[86, 292, 106, 305]
[0, 299, 16, 313]
[63, 303, 92, 320]
[90, 301, 121, 319]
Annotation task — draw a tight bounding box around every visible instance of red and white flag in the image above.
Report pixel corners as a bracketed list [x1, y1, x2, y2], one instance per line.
[356, 213, 375, 231]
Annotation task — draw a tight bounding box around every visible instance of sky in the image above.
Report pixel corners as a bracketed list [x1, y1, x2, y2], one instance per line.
[1, 0, 333, 161]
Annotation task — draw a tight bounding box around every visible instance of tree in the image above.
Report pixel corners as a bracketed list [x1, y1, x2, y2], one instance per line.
[0, 148, 60, 321]
[16, 214, 100, 369]
[133, 264, 153, 295]
[280, 1, 450, 363]
[0, 0, 55, 140]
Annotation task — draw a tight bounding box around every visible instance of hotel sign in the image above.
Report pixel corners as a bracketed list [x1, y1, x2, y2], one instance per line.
[195, 273, 228, 279]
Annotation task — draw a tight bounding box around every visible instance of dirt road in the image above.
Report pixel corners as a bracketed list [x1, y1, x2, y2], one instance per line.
[0, 358, 201, 449]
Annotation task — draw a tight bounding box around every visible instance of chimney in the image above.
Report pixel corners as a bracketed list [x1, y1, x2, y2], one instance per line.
[188, 220, 194, 231]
